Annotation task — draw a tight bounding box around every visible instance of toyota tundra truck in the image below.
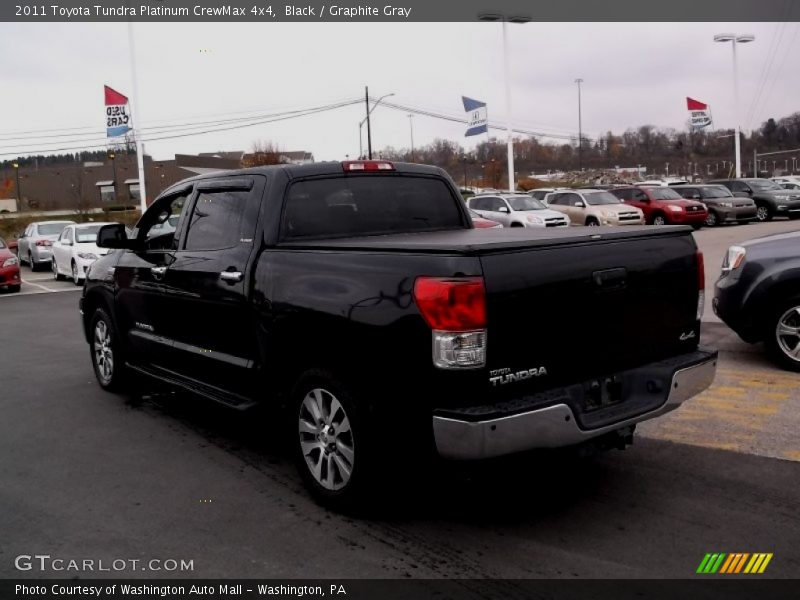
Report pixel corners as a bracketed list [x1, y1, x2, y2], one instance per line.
[80, 160, 717, 507]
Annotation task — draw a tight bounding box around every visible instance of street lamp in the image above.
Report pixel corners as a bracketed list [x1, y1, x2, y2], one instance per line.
[360, 89, 395, 160]
[479, 12, 530, 192]
[407, 114, 415, 162]
[575, 78, 584, 171]
[714, 32, 755, 178]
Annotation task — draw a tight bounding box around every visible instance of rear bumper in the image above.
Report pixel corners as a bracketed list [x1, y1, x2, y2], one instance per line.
[433, 349, 717, 460]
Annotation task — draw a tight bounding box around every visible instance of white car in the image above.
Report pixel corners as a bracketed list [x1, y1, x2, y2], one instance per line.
[51, 222, 117, 285]
[771, 176, 800, 187]
[467, 193, 570, 228]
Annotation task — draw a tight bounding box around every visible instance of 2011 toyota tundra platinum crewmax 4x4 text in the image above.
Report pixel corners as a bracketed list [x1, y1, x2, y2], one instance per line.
[80, 160, 717, 507]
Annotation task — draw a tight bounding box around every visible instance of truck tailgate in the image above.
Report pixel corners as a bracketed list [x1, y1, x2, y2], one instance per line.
[479, 229, 701, 393]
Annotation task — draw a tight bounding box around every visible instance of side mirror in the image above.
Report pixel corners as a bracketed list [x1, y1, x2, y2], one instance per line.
[97, 223, 136, 249]
[498, 206, 510, 213]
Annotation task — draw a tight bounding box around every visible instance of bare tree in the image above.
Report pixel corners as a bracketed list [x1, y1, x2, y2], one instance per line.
[69, 168, 93, 219]
[241, 140, 285, 167]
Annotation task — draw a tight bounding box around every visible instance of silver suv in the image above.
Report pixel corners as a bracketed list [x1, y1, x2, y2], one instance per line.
[468, 194, 569, 228]
[545, 190, 644, 226]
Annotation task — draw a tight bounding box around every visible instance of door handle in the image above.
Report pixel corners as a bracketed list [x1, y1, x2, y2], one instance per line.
[220, 270, 243, 283]
[151, 266, 167, 278]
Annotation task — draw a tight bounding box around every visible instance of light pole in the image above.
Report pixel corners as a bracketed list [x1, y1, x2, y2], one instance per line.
[714, 33, 755, 178]
[359, 89, 394, 160]
[13, 161, 20, 205]
[407, 114, 415, 162]
[575, 78, 584, 171]
[479, 13, 530, 192]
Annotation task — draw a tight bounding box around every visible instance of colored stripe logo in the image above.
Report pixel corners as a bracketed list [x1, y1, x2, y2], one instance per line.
[697, 553, 773, 574]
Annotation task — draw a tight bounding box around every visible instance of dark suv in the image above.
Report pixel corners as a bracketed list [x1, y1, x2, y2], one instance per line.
[714, 230, 800, 371]
[671, 184, 756, 227]
[709, 178, 800, 222]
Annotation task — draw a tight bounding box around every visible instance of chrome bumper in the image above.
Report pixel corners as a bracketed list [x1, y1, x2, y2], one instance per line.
[433, 353, 717, 460]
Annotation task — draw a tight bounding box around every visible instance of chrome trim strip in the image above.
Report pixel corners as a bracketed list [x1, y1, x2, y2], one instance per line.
[433, 355, 717, 460]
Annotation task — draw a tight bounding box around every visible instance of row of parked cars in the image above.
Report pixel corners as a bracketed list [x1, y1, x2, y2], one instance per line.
[0, 220, 117, 293]
[469, 177, 800, 230]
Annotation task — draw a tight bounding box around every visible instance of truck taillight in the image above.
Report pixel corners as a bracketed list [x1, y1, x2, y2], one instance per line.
[413, 277, 487, 369]
[696, 250, 705, 321]
[342, 160, 395, 172]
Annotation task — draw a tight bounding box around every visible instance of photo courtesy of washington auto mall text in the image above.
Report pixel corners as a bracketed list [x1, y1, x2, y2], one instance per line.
[2, 0, 799, 599]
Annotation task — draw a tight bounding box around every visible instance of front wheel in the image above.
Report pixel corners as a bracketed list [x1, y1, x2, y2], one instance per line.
[89, 308, 127, 390]
[292, 370, 369, 509]
[72, 261, 82, 286]
[755, 204, 772, 222]
[705, 211, 718, 227]
[585, 218, 600, 226]
[52, 258, 64, 281]
[652, 214, 666, 226]
[765, 298, 800, 372]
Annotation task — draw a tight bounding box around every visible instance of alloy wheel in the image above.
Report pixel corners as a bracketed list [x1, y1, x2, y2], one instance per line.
[705, 212, 717, 227]
[653, 215, 666, 225]
[775, 306, 800, 362]
[52, 259, 58, 279]
[93, 320, 114, 384]
[756, 206, 769, 221]
[298, 388, 355, 491]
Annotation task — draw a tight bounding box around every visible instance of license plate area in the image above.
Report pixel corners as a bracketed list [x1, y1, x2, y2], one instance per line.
[582, 375, 624, 411]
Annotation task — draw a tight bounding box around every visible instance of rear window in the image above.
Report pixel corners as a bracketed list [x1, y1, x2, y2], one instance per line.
[38, 222, 72, 235]
[281, 176, 465, 239]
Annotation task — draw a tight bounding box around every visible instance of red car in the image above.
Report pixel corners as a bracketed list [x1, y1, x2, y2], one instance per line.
[610, 186, 707, 228]
[468, 209, 502, 229]
[0, 237, 21, 293]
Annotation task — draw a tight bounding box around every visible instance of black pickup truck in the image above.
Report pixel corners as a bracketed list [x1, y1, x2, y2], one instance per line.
[81, 160, 717, 506]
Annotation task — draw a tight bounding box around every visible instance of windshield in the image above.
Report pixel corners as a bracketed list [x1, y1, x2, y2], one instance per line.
[507, 196, 546, 211]
[747, 179, 784, 191]
[649, 188, 683, 200]
[75, 225, 105, 243]
[701, 187, 733, 199]
[38, 222, 72, 235]
[584, 192, 621, 206]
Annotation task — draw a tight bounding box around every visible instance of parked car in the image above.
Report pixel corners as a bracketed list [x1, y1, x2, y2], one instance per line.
[0, 237, 21, 293]
[51, 222, 116, 285]
[17, 220, 75, 271]
[468, 209, 502, 229]
[528, 187, 569, 202]
[467, 193, 569, 228]
[671, 184, 757, 227]
[544, 189, 645, 226]
[80, 160, 715, 507]
[714, 230, 800, 371]
[709, 178, 800, 222]
[610, 186, 707, 227]
[770, 176, 800, 187]
[777, 182, 800, 191]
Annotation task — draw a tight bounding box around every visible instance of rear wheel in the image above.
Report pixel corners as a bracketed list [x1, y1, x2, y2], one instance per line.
[89, 308, 127, 390]
[292, 370, 371, 510]
[28, 252, 38, 271]
[755, 204, 772, 222]
[765, 298, 800, 372]
[652, 214, 666, 226]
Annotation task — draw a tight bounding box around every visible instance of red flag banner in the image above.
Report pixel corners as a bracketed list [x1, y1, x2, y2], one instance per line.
[686, 97, 712, 129]
[104, 85, 129, 106]
[104, 85, 131, 137]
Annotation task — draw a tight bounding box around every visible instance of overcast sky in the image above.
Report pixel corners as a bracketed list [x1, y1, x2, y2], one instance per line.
[1, 22, 798, 162]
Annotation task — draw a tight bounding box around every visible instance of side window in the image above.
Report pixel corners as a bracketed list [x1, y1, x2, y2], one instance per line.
[139, 193, 189, 251]
[565, 193, 581, 206]
[184, 189, 253, 252]
[547, 194, 562, 205]
[68, 228, 75, 243]
[491, 198, 506, 211]
[730, 181, 749, 193]
[471, 198, 485, 211]
[633, 190, 648, 201]
[609, 189, 625, 201]
[687, 189, 701, 200]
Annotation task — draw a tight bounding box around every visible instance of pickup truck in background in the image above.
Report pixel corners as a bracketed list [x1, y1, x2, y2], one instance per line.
[81, 160, 717, 508]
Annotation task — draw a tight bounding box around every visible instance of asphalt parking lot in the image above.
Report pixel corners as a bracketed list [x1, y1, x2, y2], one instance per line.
[0, 222, 798, 582]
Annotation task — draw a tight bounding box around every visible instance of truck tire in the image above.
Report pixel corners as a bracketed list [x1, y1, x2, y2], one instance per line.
[89, 308, 127, 391]
[755, 204, 772, 222]
[291, 369, 371, 510]
[764, 297, 800, 372]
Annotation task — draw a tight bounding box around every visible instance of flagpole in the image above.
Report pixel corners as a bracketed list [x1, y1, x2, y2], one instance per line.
[127, 22, 147, 214]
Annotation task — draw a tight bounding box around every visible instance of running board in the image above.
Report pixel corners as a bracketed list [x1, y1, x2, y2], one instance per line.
[126, 363, 258, 410]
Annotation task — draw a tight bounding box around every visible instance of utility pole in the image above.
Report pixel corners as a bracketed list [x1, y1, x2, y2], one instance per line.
[13, 161, 21, 205]
[407, 114, 415, 162]
[575, 78, 584, 171]
[364, 86, 373, 160]
[128, 22, 147, 213]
